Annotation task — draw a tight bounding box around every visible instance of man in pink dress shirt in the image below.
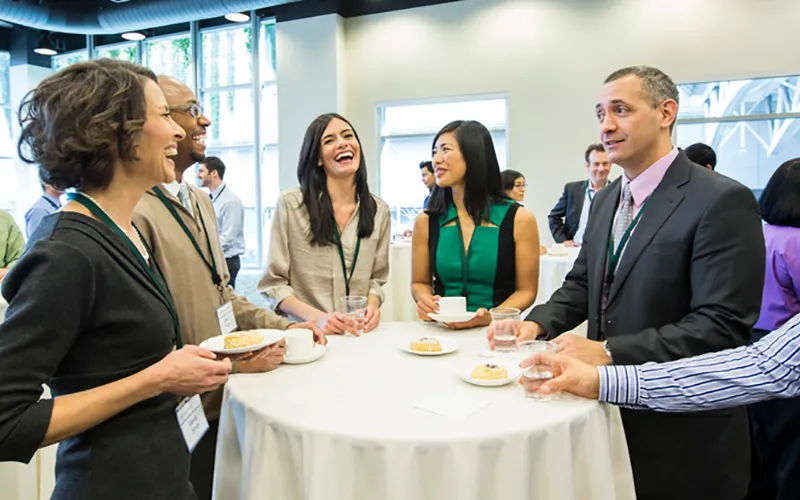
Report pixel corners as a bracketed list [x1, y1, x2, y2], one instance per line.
[489, 66, 765, 500]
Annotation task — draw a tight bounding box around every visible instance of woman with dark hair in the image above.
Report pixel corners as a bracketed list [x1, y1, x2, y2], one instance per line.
[260, 113, 390, 334]
[747, 158, 800, 500]
[0, 60, 231, 499]
[411, 120, 540, 329]
[501, 169, 526, 203]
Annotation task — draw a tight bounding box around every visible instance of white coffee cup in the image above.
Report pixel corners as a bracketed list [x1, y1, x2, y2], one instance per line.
[283, 328, 315, 359]
[438, 296, 467, 316]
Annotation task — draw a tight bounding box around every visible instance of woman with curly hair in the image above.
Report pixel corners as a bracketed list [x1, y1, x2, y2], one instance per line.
[0, 59, 231, 499]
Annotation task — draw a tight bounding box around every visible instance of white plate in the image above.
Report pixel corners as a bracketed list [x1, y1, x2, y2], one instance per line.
[284, 344, 327, 364]
[459, 360, 521, 387]
[402, 336, 460, 356]
[428, 312, 477, 323]
[199, 330, 285, 355]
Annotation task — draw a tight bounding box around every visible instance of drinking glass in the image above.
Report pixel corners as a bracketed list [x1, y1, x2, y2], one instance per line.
[518, 340, 558, 400]
[340, 295, 368, 335]
[489, 307, 521, 352]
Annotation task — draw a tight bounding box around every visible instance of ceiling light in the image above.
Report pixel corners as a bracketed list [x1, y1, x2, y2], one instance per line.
[34, 34, 57, 56]
[225, 12, 250, 23]
[121, 32, 146, 41]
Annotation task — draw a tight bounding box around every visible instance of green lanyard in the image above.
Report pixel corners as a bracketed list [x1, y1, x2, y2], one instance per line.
[211, 184, 226, 203]
[606, 195, 651, 280]
[454, 216, 473, 298]
[334, 225, 361, 296]
[153, 186, 222, 287]
[68, 193, 183, 348]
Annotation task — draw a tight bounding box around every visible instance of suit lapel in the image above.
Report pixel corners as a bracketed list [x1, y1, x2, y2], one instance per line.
[606, 159, 690, 305]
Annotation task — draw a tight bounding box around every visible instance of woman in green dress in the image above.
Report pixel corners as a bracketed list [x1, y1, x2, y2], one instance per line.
[411, 120, 540, 330]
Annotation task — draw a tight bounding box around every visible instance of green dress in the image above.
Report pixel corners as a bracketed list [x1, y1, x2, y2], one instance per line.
[428, 200, 519, 311]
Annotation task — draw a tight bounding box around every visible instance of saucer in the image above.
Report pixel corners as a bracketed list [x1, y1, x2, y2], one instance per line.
[283, 344, 327, 364]
[200, 330, 285, 355]
[459, 359, 521, 387]
[428, 312, 477, 323]
[401, 336, 460, 356]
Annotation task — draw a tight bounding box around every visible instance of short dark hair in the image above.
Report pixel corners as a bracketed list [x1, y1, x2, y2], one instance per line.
[201, 156, 226, 180]
[501, 169, 524, 192]
[426, 120, 506, 224]
[17, 59, 157, 191]
[584, 143, 606, 164]
[758, 158, 800, 228]
[684, 143, 717, 170]
[419, 161, 433, 174]
[604, 66, 679, 132]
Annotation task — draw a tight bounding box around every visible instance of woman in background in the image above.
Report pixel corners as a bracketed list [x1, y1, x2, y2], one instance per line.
[411, 120, 540, 329]
[260, 113, 390, 335]
[501, 169, 526, 203]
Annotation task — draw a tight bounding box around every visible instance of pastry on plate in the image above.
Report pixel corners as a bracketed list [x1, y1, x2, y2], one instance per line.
[471, 363, 509, 380]
[224, 331, 264, 349]
[410, 337, 442, 353]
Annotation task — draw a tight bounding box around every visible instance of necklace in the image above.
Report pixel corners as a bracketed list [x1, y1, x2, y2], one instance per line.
[77, 191, 150, 261]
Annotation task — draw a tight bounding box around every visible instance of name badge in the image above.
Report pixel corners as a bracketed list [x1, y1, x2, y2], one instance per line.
[216, 301, 237, 335]
[176, 395, 209, 452]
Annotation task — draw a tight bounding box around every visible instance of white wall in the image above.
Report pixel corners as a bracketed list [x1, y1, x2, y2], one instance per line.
[276, 14, 347, 192]
[342, 0, 800, 243]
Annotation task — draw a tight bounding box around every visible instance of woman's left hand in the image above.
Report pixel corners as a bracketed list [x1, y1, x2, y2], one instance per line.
[364, 303, 381, 332]
[445, 308, 491, 330]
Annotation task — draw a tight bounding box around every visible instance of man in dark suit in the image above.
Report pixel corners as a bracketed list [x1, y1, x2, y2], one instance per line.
[491, 66, 764, 500]
[547, 143, 610, 245]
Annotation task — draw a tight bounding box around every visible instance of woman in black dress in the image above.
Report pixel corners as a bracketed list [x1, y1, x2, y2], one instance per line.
[0, 60, 231, 499]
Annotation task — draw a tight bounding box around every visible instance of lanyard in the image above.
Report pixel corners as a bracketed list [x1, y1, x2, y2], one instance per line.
[606, 195, 651, 280]
[588, 189, 596, 203]
[454, 216, 473, 298]
[334, 225, 361, 296]
[43, 196, 60, 210]
[67, 193, 183, 348]
[153, 186, 222, 287]
[211, 185, 226, 203]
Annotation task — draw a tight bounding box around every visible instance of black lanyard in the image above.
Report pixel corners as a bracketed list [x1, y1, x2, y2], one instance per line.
[606, 194, 651, 280]
[43, 196, 60, 210]
[588, 189, 596, 203]
[211, 185, 226, 203]
[153, 186, 222, 287]
[454, 216, 473, 298]
[68, 193, 183, 348]
[334, 225, 360, 296]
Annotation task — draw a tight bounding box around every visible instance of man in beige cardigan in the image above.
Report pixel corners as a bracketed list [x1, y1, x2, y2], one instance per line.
[133, 75, 324, 500]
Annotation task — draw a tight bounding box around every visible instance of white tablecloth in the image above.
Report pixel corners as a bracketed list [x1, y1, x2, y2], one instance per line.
[214, 322, 634, 500]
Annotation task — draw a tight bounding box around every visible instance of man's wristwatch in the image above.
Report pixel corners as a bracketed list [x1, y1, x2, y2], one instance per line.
[601, 340, 613, 363]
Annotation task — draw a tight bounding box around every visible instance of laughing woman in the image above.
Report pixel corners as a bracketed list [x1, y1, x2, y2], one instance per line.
[259, 113, 390, 334]
[412, 120, 540, 329]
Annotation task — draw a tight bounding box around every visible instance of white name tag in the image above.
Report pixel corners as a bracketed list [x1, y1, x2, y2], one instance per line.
[216, 301, 237, 335]
[176, 395, 209, 452]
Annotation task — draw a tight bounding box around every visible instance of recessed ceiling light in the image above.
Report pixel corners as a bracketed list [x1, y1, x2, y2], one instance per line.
[225, 12, 250, 23]
[121, 32, 146, 41]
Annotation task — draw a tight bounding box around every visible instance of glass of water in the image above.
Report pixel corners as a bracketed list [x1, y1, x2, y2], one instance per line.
[518, 340, 558, 400]
[340, 295, 368, 335]
[490, 307, 521, 352]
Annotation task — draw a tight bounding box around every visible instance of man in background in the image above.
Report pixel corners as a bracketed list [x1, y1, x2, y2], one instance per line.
[24, 183, 63, 237]
[198, 156, 245, 288]
[547, 143, 611, 246]
[420, 160, 435, 208]
[684, 142, 717, 170]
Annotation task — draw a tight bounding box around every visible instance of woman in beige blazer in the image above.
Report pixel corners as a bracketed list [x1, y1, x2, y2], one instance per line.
[259, 113, 390, 334]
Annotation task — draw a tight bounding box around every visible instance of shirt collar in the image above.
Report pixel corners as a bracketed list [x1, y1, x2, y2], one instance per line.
[587, 179, 608, 194]
[162, 179, 186, 198]
[210, 183, 226, 198]
[43, 192, 62, 207]
[622, 147, 678, 207]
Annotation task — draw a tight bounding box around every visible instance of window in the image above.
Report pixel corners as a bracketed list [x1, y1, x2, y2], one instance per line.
[51, 50, 89, 71]
[0, 51, 14, 216]
[377, 97, 508, 234]
[676, 75, 800, 195]
[259, 21, 279, 257]
[96, 42, 138, 62]
[144, 34, 192, 88]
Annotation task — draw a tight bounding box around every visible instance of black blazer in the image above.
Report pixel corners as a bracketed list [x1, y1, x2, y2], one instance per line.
[547, 180, 587, 242]
[528, 152, 765, 500]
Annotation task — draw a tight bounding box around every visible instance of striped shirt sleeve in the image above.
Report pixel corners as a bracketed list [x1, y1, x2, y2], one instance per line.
[597, 315, 800, 412]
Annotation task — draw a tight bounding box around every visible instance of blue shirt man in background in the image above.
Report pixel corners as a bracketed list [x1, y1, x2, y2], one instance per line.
[25, 183, 63, 237]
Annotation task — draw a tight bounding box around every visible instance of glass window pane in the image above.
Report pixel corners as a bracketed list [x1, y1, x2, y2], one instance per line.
[96, 42, 137, 62]
[145, 35, 193, 89]
[260, 83, 278, 145]
[678, 76, 800, 120]
[51, 50, 89, 71]
[381, 98, 507, 136]
[201, 26, 252, 87]
[260, 144, 279, 265]
[202, 89, 254, 147]
[259, 21, 276, 83]
[0, 52, 9, 106]
[677, 119, 800, 192]
[0, 108, 12, 158]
